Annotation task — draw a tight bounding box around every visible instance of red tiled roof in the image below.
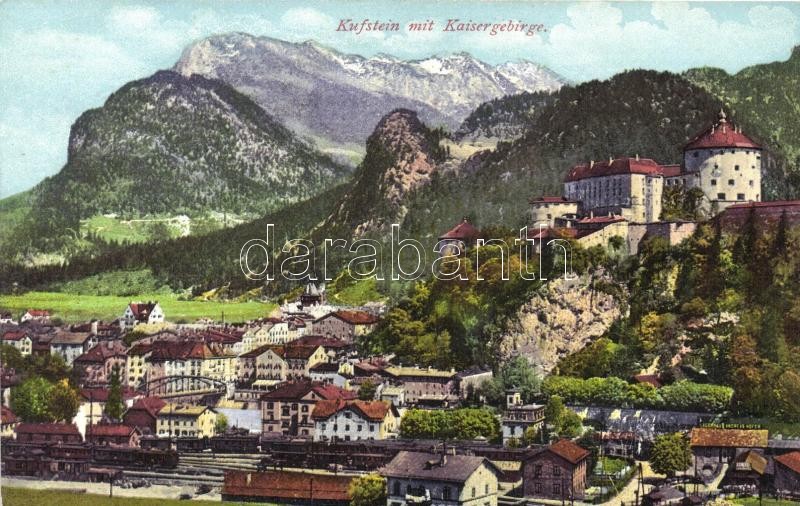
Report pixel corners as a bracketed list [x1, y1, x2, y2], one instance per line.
[2, 331, 29, 342]
[16, 422, 81, 436]
[74, 341, 127, 364]
[148, 341, 223, 361]
[290, 335, 349, 349]
[312, 399, 391, 421]
[284, 345, 322, 360]
[565, 157, 666, 182]
[240, 344, 284, 359]
[660, 164, 682, 178]
[128, 302, 158, 321]
[128, 396, 166, 417]
[724, 200, 800, 210]
[690, 428, 768, 448]
[321, 310, 380, 326]
[1, 406, 17, 424]
[775, 451, 800, 475]
[81, 386, 137, 402]
[548, 439, 591, 465]
[261, 381, 356, 402]
[685, 113, 761, 150]
[90, 424, 138, 437]
[439, 218, 480, 241]
[223, 470, 352, 502]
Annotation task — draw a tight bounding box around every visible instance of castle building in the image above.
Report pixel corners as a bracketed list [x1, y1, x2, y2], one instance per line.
[675, 110, 762, 212]
[564, 156, 666, 223]
[535, 110, 762, 235]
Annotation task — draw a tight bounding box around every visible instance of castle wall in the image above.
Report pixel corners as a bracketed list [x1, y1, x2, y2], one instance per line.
[684, 147, 761, 212]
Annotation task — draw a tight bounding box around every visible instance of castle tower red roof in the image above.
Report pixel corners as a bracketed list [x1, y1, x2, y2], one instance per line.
[684, 110, 761, 150]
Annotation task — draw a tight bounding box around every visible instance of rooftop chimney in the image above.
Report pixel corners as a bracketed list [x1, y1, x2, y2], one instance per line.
[635, 154, 640, 161]
[590, 160, 595, 168]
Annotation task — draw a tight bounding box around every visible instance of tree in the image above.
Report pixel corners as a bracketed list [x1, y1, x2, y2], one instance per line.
[650, 433, 691, 477]
[544, 395, 566, 430]
[105, 365, 124, 420]
[0, 344, 25, 371]
[48, 379, 80, 422]
[349, 474, 386, 506]
[359, 379, 378, 401]
[215, 412, 229, 434]
[11, 377, 53, 422]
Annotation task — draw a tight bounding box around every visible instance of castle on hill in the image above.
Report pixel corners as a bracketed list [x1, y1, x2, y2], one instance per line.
[531, 110, 763, 229]
[527, 110, 772, 254]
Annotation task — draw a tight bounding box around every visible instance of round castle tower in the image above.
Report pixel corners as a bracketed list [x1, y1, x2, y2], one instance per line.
[682, 110, 762, 213]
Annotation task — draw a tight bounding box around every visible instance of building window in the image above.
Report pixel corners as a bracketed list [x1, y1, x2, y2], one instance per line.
[554, 483, 562, 495]
[535, 483, 543, 494]
[718, 193, 726, 200]
[485, 484, 490, 495]
[554, 466, 562, 477]
[749, 180, 754, 187]
[443, 487, 451, 500]
[737, 193, 745, 200]
[693, 152, 698, 158]
[735, 165, 740, 171]
[393, 482, 401, 496]
[728, 179, 735, 186]
[711, 179, 717, 186]
[472, 487, 476, 498]
[534, 464, 542, 477]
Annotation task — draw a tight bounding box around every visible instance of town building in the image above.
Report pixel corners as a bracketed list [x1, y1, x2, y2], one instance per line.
[238, 343, 328, 384]
[156, 404, 217, 438]
[261, 380, 356, 438]
[300, 282, 327, 307]
[455, 367, 493, 400]
[122, 301, 165, 330]
[313, 310, 381, 344]
[50, 330, 95, 366]
[774, 451, 800, 496]
[312, 399, 399, 442]
[438, 218, 481, 256]
[382, 450, 501, 506]
[309, 362, 350, 387]
[501, 390, 544, 445]
[86, 423, 141, 447]
[146, 341, 236, 384]
[383, 366, 458, 407]
[20, 309, 50, 324]
[73, 340, 128, 385]
[123, 396, 166, 435]
[15, 422, 83, 444]
[222, 470, 353, 505]
[1, 330, 32, 356]
[126, 342, 153, 389]
[74, 386, 138, 438]
[529, 197, 579, 229]
[1, 406, 18, 437]
[0, 312, 16, 324]
[689, 427, 769, 476]
[522, 439, 591, 500]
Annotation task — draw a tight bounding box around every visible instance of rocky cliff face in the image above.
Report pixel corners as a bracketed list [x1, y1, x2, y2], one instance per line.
[501, 273, 625, 374]
[322, 109, 443, 237]
[174, 33, 564, 151]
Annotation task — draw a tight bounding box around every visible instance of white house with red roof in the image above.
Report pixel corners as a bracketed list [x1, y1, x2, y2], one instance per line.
[20, 309, 50, 323]
[311, 399, 399, 442]
[1, 330, 32, 356]
[122, 301, 164, 330]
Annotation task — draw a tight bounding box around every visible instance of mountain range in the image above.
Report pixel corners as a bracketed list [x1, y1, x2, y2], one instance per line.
[173, 33, 565, 158]
[2, 36, 799, 296]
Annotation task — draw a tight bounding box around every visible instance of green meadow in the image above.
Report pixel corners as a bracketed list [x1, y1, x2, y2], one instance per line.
[0, 487, 280, 506]
[0, 291, 276, 324]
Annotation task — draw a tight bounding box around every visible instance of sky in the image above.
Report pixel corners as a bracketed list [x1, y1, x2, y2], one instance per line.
[1, 1, 799, 198]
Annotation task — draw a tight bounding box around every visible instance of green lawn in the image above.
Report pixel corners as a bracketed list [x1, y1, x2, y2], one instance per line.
[595, 456, 629, 475]
[0, 291, 276, 324]
[1, 487, 279, 505]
